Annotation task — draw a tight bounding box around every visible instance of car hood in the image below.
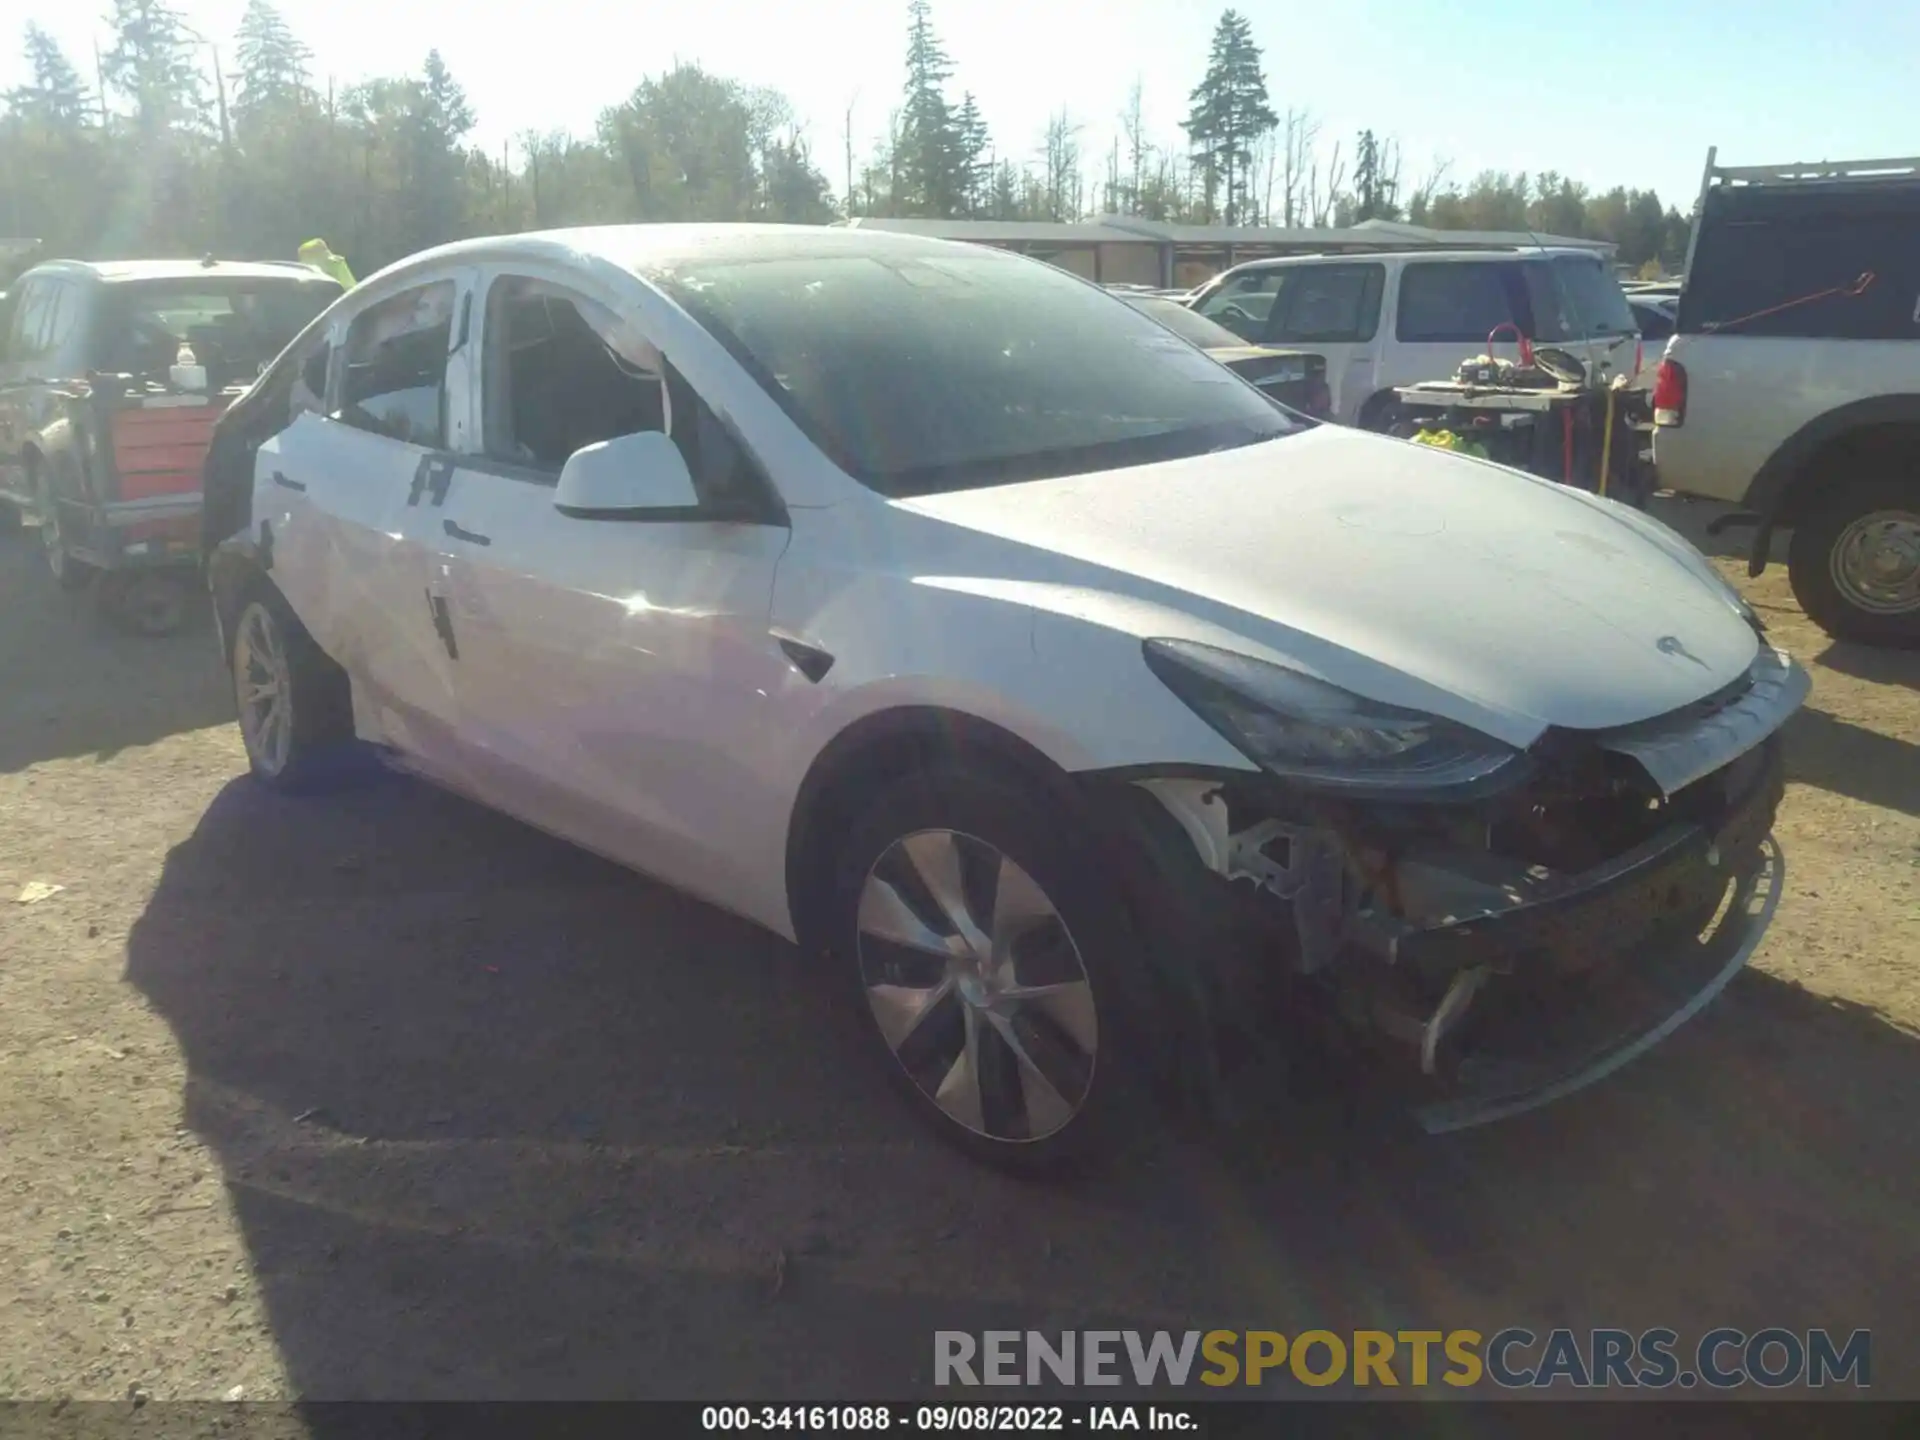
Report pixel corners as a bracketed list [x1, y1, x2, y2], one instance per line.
[897, 425, 1761, 745]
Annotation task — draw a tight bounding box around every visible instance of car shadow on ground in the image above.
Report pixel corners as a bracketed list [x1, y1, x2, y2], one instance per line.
[1785, 707, 1920, 819]
[126, 769, 1920, 1401]
[1814, 640, 1920, 694]
[0, 532, 226, 774]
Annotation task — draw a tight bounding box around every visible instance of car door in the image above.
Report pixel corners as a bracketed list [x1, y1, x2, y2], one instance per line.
[427, 267, 794, 913]
[1259, 261, 1387, 425]
[0, 278, 57, 503]
[0, 278, 49, 500]
[256, 270, 478, 777]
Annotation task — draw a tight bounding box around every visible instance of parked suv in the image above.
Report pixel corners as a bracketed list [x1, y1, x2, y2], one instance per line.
[1187, 247, 1649, 429]
[1651, 151, 1920, 646]
[0, 257, 342, 631]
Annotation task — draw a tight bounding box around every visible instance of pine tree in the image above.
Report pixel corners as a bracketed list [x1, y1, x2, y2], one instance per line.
[952, 91, 990, 216]
[898, 0, 958, 216]
[402, 49, 477, 249]
[761, 135, 834, 223]
[232, 0, 311, 125]
[7, 25, 93, 128]
[1352, 129, 1402, 222]
[1183, 10, 1277, 225]
[101, 0, 208, 137]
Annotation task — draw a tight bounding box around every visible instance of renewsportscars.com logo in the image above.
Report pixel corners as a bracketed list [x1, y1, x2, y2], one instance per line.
[934, 1328, 1872, 1391]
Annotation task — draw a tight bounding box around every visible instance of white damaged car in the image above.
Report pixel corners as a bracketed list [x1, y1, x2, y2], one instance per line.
[201, 225, 1808, 1173]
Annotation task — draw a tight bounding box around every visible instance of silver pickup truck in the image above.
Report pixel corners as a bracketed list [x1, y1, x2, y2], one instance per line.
[1652, 151, 1920, 648]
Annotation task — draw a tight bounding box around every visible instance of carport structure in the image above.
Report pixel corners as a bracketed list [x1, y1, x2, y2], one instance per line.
[841, 216, 1612, 290]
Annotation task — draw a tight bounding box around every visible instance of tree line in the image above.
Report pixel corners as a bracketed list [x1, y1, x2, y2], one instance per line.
[1, 0, 1690, 280]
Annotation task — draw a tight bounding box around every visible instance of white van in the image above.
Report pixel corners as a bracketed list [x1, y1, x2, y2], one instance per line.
[1186, 247, 1650, 429]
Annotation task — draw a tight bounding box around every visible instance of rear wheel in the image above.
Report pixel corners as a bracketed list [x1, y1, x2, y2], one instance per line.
[1787, 478, 1920, 647]
[231, 583, 355, 789]
[827, 766, 1160, 1176]
[34, 467, 94, 591]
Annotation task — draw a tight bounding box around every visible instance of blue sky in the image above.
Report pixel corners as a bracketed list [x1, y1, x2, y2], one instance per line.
[4, 0, 1912, 211]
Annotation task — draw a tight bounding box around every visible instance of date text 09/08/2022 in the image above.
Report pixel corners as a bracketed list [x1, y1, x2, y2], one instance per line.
[702, 1406, 1194, 1432]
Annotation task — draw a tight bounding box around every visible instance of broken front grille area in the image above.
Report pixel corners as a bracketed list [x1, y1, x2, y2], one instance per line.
[1134, 721, 1786, 1089]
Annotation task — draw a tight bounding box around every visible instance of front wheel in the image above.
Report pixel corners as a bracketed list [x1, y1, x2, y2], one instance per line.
[101, 570, 196, 637]
[1787, 478, 1920, 648]
[827, 766, 1159, 1176]
[230, 584, 355, 789]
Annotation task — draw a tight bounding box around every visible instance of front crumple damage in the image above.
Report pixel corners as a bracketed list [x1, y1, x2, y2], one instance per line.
[1125, 647, 1805, 1133]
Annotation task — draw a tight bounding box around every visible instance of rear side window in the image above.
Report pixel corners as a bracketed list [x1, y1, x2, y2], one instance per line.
[335, 281, 456, 448]
[1681, 196, 1920, 339]
[1396, 263, 1526, 344]
[1267, 264, 1384, 344]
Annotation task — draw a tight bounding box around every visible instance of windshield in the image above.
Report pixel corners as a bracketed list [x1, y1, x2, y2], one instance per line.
[1120, 294, 1249, 351]
[1536, 256, 1639, 340]
[656, 250, 1299, 497]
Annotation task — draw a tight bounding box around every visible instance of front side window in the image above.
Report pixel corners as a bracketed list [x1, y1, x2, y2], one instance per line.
[657, 249, 1300, 498]
[334, 281, 456, 448]
[481, 278, 669, 473]
[1195, 269, 1285, 341]
[6, 280, 53, 362]
[1268, 264, 1384, 344]
[1396, 262, 1527, 344]
[481, 275, 777, 517]
[1543, 256, 1638, 341]
[290, 337, 332, 418]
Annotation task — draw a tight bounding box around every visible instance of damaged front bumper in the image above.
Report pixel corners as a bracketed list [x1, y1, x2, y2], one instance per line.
[1410, 837, 1780, 1132]
[1121, 652, 1802, 1136]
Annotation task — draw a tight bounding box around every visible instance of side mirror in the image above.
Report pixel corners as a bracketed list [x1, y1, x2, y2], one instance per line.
[554, 431, 698, 519]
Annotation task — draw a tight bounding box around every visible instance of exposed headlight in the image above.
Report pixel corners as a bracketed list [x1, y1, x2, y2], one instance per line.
[1143, 638, 1526, 798]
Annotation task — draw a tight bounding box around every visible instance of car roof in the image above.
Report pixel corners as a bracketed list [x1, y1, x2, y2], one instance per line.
[20, 257, 335, 285]
[1223, 246, 1599, 273]
[358, 223, 1035, 298]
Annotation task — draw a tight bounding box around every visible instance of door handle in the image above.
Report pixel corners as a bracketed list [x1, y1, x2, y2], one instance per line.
[443, 518, 490, 547]
[426, 589, 459, 660]
[271, 470, 306, 491]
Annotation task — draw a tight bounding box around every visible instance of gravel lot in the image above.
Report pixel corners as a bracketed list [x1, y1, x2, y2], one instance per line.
[1, 501, 1915, 1402]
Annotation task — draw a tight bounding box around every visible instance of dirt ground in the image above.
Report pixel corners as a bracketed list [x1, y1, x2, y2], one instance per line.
[0, 499, 1915, 1405]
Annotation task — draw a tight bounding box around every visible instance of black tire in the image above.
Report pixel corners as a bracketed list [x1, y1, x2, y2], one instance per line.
[228, 581, 357, 791]
[1787, 478, 1920, 648]
[100, 570, 197, 637]
[825, 764, 1164, 1177]
[1357, 392, 1406, 436]
[33, 466, 95, 592]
